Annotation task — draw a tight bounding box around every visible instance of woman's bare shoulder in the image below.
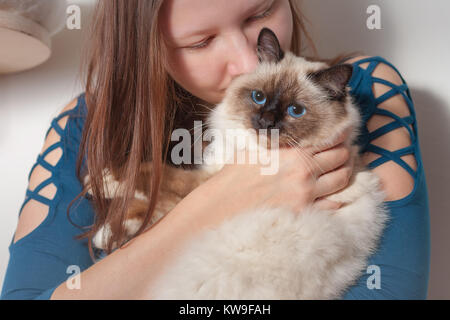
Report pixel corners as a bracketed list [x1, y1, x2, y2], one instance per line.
[344, 55, 417, 202]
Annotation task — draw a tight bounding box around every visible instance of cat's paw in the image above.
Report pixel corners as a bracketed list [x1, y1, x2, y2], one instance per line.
[92, 223, 115, 250]
[83, 168, 122, 198]
[92, 219, 144, 250]
[124, 218, 144, 238]
[326, 170, 381, 204]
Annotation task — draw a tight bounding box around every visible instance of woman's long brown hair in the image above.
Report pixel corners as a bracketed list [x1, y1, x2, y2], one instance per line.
[68, 0, 360, 259]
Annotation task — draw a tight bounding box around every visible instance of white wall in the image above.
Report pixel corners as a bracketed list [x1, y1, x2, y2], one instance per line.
[0, 0, 95, 294]
[0, 0, 449, 299]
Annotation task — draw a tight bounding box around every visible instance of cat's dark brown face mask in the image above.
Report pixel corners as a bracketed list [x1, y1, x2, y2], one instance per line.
[221, 27, 355, 149]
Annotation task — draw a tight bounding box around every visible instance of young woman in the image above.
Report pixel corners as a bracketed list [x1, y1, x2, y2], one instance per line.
[1, 0, 430, 299]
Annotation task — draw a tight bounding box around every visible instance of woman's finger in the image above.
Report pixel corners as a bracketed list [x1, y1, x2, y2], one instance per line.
[314, 158, 354, 198]
[312, 144, 351, 175]
[314, 198, 343, 211]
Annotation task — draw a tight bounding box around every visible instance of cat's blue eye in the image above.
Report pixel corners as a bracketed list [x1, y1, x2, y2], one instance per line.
[251, 90, 266, 105]
[287, 105, 306, 118]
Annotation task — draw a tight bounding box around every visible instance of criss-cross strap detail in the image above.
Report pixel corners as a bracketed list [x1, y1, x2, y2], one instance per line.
[351, 56, 418, 181]
[18, 109, 74, 218]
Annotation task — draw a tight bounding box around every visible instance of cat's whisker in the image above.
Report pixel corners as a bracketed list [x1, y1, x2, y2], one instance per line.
[287, 137, 327, 176]
[286, 139, 317, 178]
[187, 122, 209, 134]
[190, 115, 246, 129]
[191, 112, 211, 117]
[190, 128, 209, 149]
[191, 109, 215, 115]
[286, 137, 324, 177]
[197, 103, 216, 113]
[285, 141, 310, 176]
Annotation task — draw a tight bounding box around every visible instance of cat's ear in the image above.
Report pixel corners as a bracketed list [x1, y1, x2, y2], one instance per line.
[308, 64, 353, 101]
[257, 28, 285, 64]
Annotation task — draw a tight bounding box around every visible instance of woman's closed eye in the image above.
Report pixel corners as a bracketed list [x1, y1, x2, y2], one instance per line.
[184, 5, 275, 51]
[246, 5, 274, 23]
[186, 36, 215, 50]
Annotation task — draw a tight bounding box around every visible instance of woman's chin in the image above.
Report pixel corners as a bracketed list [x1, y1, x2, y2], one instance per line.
[195, 88, 228, 105]
[207, 92, 226, 104]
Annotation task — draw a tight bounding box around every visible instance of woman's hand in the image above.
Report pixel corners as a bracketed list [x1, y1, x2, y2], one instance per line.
[178, 129, 355, 229]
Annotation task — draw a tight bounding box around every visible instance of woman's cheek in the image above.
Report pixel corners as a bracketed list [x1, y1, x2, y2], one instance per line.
[172, 54, 224, 102]
[167, 53, 208, 89]
[188, 58, 221, 89]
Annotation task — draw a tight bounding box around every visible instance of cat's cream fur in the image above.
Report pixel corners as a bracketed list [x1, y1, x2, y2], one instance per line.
[146, 53, 388, 300]
[85, 29, 388, 299]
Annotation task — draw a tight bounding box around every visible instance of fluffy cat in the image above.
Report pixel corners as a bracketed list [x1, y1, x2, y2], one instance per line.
[84, 28, 388, 299]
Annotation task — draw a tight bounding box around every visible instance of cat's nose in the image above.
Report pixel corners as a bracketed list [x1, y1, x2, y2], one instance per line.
[254, 112, 275, 129]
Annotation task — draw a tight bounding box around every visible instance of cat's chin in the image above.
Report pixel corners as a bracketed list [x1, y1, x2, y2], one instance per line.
[303, 103, 362, 154]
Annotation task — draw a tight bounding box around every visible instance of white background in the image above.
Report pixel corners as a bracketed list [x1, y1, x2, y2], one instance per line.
[0, 0, 449, 299]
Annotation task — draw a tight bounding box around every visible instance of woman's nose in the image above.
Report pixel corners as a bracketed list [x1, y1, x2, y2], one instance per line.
[226, 32, 259, 78]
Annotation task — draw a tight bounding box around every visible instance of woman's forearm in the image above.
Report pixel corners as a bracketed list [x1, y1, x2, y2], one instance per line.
[50, 196, 208, 299]
[50, 165, 253, 299]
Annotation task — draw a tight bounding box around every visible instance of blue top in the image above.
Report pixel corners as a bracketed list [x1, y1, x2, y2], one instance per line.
[1, 56, 430, 300]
